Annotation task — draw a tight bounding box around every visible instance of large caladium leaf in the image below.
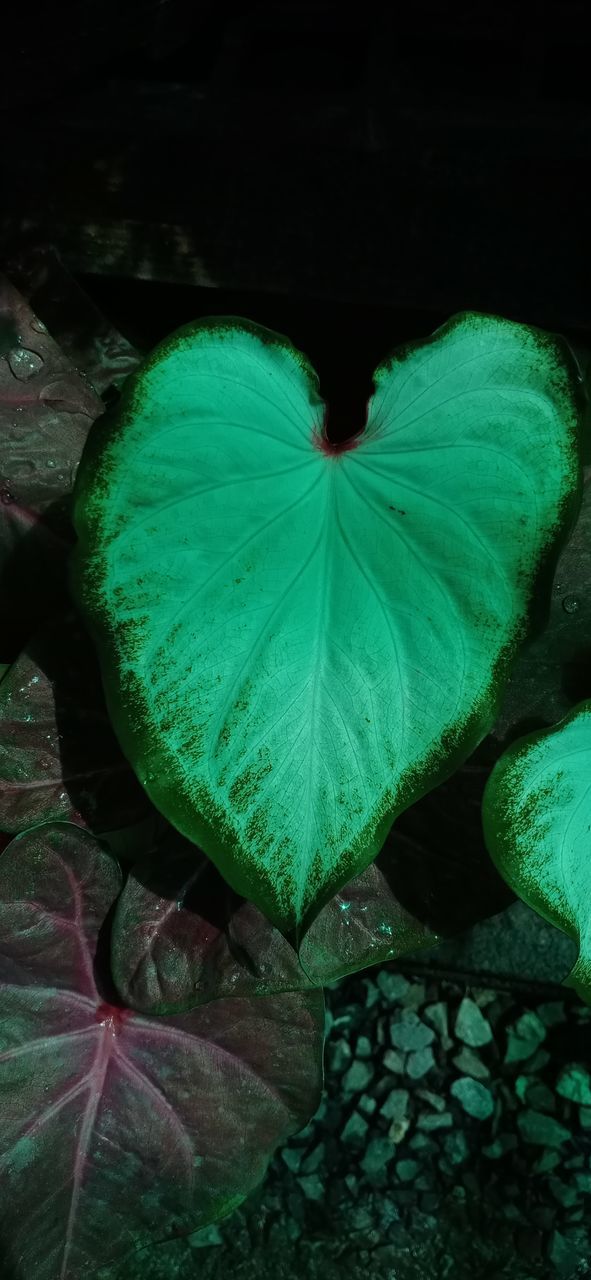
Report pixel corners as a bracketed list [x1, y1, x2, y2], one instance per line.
[482, 701, 591, 1004]
[111, 822, 438, 1015]
[0, 822, 324, 1280]
[69, 312, 583, 944]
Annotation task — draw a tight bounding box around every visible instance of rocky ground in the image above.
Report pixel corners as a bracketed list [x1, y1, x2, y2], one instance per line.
[101, 967, 591, 1280]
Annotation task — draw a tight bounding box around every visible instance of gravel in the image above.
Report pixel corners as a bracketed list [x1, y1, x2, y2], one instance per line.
[99, 970, 591, 1280]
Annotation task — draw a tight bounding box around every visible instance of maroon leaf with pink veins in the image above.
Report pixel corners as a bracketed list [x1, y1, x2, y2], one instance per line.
[111, 823, 438, 1015]
[0, 822, 324, 1280]
[0, 275, 103, 662]
[0, 611, 151, 836]
[4, 245, 141, 399]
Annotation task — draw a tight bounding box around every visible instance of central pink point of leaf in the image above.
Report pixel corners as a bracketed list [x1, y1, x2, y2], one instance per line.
[94, 1002, 132, 1032]
[313, 431, 362, 457]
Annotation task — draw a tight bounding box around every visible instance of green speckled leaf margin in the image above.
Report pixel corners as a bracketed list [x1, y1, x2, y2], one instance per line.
[69, 311, 583, 945]
[482, 701, 591, 1003]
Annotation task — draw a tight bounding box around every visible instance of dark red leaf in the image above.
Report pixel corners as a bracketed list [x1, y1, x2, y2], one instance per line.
[111, 821, 438, 1015]
[0, 822, 324, 1279]
[0, 275, 103, 662]
[0, 611, 151, 836]
[5, 245, 141, 398]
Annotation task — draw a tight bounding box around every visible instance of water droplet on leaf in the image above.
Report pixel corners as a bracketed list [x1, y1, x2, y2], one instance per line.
[7, 348, 44, 380]
[30, 318, 48, 334]
[562, 595, 581, 614]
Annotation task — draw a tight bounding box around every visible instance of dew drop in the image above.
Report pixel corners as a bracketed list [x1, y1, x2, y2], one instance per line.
[562, 595, 581, 615]
[30, 318, 48, 334]
[0, 488, 15, 504]
[7, 348, 44, 381]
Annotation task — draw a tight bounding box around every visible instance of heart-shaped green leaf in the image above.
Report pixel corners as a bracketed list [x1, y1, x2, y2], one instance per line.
[69, 312, 583, 943]
[482, 701, 591, 1004]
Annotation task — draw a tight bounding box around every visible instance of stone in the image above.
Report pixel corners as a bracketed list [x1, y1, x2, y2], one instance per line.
[281, 1147, 303, 1171]
[482, 1134, 518, 1159]
[301, 1142, 326, 1174]
[416, 1089, 446, 1112]
[360, 1137, 397, 1175]
[517, 1109, 571, 1147]
[532, 1149, 562, 1174]
[380, 1089, 410, 1122]
[454, 997, 493, 1047]
[443, 1131, 469, 1164]
[350, 1205, 373, 1231]
[556, 1063, 591, 1106]
[409, 1134, 438, 1152]
[452, 1046, 491, 1080]
[548, 1229, 582, 1277]
[328, 1038, 352, 1073]
[342, 1060, 374, 1093]
[390, 1011, 435, 1052]
[423, 1001, 453, 1049]
[341, 1112, 369, 1144]
[536, 1001, 567, 1028]
[405, 1047, 435, 1079]
[383, 1048, 406, 1073]
[450, 1077, 494, 1119]
[417, 1112, 453, 1130]
[514, 1076, 556, 1111]
[377, 970, 410, 1002]
[297, 1174, 325, 1202]
[504, 1011, 547, 1064]
[361, 978, 381, 1010]
[522, 1048, 551, 1073]
[396, 1159, 420, 1182]
[388, 1116, 411, 1143]
[401, 982, 427, 1008]
[547, 1176, 580, 1209]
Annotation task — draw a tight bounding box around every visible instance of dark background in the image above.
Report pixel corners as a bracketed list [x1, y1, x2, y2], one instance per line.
[2, 16, 591, 1276]
[1, 0, 590, 981]
[1, 0, 590, 442]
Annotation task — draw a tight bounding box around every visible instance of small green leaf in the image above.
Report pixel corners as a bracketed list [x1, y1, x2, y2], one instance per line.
[482, 701, 591, 1003]
[69, 312, 583, 942]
